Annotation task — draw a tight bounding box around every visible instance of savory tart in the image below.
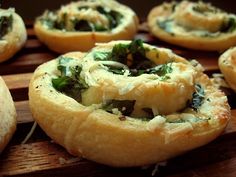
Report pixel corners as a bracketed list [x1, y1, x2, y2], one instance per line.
[0, 76, 17, 152]
[0, 8, 27, 62]
[29, 40, 230, 167]
[34, 0, 139, 53]
[148, 1, 236, 51]
[219, 47, 236, 92]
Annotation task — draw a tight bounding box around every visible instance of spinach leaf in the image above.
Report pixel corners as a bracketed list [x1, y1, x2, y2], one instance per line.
[52, 57, 88, 102]
[93, 39, 165, 77]
[190, 84, 205, 111]
[129, 63, 173, 77]
[104, 65, 126, 75]
[148, 63, 173, 76]
[96, 6, 123, 29]
[220, 17, 236, 33]
[93, 52, 111, 61]
[110, 43, 129, 63]
[102, 100, 136, 116]
[0, 15, 13, 39]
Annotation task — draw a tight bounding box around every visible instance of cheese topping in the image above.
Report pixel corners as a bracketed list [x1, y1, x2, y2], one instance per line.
[80, 41, 198, 116]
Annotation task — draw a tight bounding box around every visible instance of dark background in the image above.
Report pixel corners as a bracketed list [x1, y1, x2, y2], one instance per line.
[1, 0, 236, 21]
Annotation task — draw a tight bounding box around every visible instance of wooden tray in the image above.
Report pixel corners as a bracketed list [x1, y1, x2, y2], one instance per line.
[0, 23, 236, 177]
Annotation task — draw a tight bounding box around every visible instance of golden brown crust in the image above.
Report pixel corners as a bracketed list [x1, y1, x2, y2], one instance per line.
[34, 0, 139, 53]
[0, 77, 17, 152]
[147, 1, 236, 51]
[29, 42, 230, 167]
[219, 47, 236, 91]
[0, 8, 27, 63]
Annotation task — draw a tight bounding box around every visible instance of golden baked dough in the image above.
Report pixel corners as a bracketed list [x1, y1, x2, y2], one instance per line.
[147, 1, 236, 51]
[0, 76, 17, 152]
[34, 0, 139, 53]
[0, 8, 27, 63]
[219, 47, 236, 91]
[29, 40, 230, 167]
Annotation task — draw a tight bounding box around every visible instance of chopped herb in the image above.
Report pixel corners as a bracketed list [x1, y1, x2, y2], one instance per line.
[93, 39, 169, 77]
[93, 52, 111, 61]
[77, 6, 89, 11]
[93, 24, 108, 31]
[104, 64, 127, 75]
[220, 17, 236, 33]
[94, 39, 154, 68]
[147, 63, 173, 76]
[52, 57, 88, 102]
[110, 43, 129, 63]
[0, 15, 13, 39]
[102, 100, 135, 116]
[189, 84, 205, 111]
[130, 63, 173, 77]
[96, 6, 123, 30]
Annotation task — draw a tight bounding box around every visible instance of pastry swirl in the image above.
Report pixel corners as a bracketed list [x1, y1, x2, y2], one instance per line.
[34, 0, 138, 53]
[29, 40, 230, 167]
[0, 77, 16, 152]
[148, 1, 236, 51]
[0, 8, 27, 62]
[219, 47, 236, 92]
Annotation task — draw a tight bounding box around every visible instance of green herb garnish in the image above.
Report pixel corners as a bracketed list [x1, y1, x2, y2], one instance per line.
[129, 62, 173, 78]
[94, 39, 154, 69]
[0, 15, 13, 39]
[93, 39, 171, 77]
[102, 100, 135, 116]
[220, 17, 236, 33]
[52, 57, 88, 102]
[190, 84, 205, 111]
[94, 52, 111, 61]
[96, 6, 123, 30]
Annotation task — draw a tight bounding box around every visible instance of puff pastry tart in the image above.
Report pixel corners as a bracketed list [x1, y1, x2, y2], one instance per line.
[148, 1, 236, 51]
[219, 47, 236, 92]
[29, 40, 230, 167]
[0, 77, 16, 152]
[0, 8, 27, 62]
[34, 0, 138, 53]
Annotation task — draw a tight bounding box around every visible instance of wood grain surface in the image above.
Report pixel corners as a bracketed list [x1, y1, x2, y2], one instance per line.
[0, 23, 236, 177]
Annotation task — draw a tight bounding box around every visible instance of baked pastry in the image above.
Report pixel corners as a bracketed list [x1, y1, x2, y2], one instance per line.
[0, 76, 17, 152]
[29, 40, 230, 167]
[34, 0, 139, 53]
[0, 8, 27, 62]
[219, 47, 236, 91]
[147, 1, 236, 51]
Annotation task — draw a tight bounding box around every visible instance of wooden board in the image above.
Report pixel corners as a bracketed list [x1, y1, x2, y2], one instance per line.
[0, 23, 236, 177]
